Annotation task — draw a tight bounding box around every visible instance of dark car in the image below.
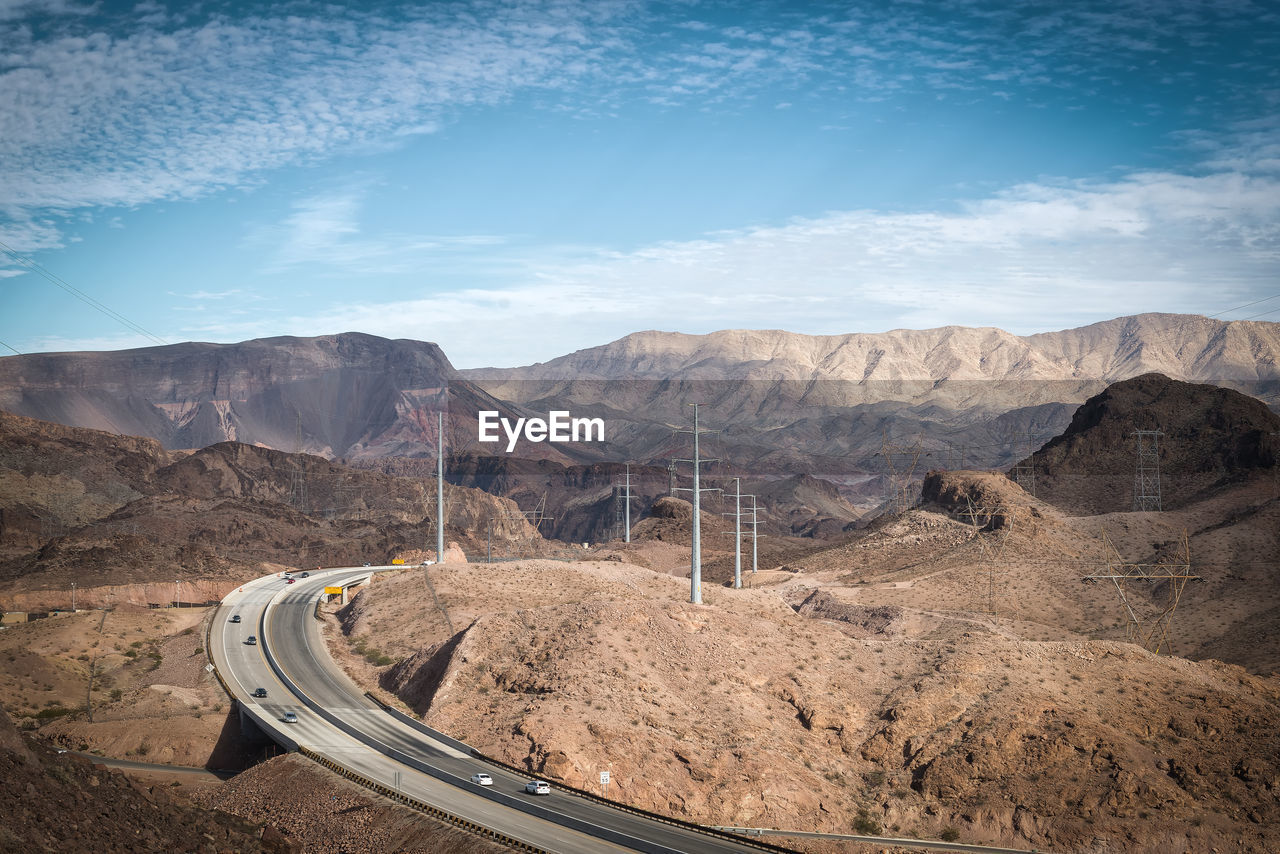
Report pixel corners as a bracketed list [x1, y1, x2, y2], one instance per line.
[301, 571, 309, 578]
[252, 687, 267, 698]
[245, 636, 257, 646]
[230, 614, 241, 623]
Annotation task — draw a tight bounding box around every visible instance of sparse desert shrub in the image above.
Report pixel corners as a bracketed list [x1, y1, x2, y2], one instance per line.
[940, 827, 961, 842]
[853, 809, 881, 835]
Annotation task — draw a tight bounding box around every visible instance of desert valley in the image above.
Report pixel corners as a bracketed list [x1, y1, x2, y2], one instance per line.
[1, 313, 1279, 854]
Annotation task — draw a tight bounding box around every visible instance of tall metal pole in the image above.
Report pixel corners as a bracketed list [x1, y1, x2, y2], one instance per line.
[437, 411, 445, 564]
[624, 463, 632, 544]
[691, 405, 702, 604]
[733, 478, 742, 589]
[71, 581, 76, 612]
[748, 495, 759, 573]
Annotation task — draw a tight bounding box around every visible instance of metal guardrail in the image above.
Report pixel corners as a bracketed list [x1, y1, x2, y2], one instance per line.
[298, 745, 550, 853]
[363, 693, 802, 854]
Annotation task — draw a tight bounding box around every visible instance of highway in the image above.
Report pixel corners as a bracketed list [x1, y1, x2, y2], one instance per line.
[210, 568, 795, 854]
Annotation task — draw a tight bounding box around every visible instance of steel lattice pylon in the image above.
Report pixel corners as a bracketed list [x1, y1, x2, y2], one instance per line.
[1132, 430, 1163, 511]
[880, 430, 923, 515]
[1083, 530, 1199, 655]
[959, 498, 1013, 616]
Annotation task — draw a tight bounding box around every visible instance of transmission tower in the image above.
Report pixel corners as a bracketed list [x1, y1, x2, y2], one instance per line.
[1011, 431, 1037, 497]
[1132, 430, 1163, 511]
[498, 493, 554, 560]
[673, 404, 719, 604]
[879, 430, 923, 514]
[288, 415, 308, 511]
[612, 463, 634, 543]
[959, 498, 1013, 616]
[1082, 531, 1198, 654]
[945, 441, 968, 471]
[436, 411, 446, 563]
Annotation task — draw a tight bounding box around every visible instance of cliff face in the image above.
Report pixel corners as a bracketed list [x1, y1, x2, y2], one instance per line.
[0, 332, 456, 458]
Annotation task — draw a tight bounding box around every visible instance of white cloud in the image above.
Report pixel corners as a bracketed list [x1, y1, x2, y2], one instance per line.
[0, 2, 630, 249]
[247, 187, 510, 275]
[164, 167, 1280, 368]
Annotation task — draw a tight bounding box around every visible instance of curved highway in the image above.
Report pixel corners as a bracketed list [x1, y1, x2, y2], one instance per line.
[211, 568, 793, 854]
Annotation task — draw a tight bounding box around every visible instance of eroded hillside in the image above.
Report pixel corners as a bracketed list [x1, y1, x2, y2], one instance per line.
[326, 557, 1280, 853]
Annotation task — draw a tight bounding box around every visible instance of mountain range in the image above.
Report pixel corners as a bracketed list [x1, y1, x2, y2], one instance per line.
[1, 313, 1277, 536]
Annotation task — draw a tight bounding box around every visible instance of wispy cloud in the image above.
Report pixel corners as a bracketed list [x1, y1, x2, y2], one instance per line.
[164, 166, 1280, 367]
[0, 1, 630, 250]
[246, 187, 509, 275]
[3, 0, 1273, 251]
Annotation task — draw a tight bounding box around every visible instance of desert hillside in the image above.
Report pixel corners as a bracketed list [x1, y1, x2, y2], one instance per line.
[329, 555, 1280, 854]
[1019, 372, 1280, 514]
[0, 411, 538, 609]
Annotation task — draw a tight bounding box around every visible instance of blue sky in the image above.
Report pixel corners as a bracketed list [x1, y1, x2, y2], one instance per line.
[1, 0, 1278, 367]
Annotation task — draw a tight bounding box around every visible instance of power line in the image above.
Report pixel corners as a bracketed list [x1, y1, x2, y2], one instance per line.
[0, 340, 20, 355]
[0, 239, 168, 347]
[1207, 292, 1280, 319]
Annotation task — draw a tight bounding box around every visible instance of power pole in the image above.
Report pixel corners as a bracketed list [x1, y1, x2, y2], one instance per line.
[1133, 430, 1163, 511]
[673, 404, 718, 604]
[437, 411, 445, 563]
[720, 477, 743, 589]
[745, 493, 760, 574]
[71, 581, 76, 613]
[623, 463, 632, 543]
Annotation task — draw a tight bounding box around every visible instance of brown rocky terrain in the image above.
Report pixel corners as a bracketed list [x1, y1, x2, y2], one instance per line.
[315, 373, 1280, 853]
[0, 411, 538, 610]
[1018, 372, 1280, 514]
[0, 601, 256, 767]
[0, 703, 282, 854]
[464, 313, 1280, 478]
[5, 314, 1278, 541]
[327, 554, 1280, 854]
[0, 698, 509, 854]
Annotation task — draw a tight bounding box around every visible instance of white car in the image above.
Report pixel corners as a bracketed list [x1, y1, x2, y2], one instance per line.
[524, 780, 551, 795]
[282, 712, 298, 723]
[470, 773, 493, 786]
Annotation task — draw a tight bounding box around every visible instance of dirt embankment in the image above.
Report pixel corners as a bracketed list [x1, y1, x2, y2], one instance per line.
[193, 753, 510, 854]
[0, 704, 281, 853]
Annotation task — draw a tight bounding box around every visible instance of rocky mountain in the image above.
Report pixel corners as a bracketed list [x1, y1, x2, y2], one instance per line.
[463, 312, 1280, 477]
[1018, 373, 1280, 515]
[337, 553, 1280, 854]
[0, 332, 603, 466]
[0, 412, 538, 608]
[4, 314, 1279, 541]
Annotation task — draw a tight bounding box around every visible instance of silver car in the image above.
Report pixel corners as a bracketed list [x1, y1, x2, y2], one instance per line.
[524, 780, 551, 795]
